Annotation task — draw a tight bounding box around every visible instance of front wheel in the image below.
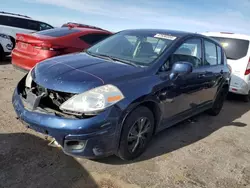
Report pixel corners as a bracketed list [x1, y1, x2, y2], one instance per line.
[243, 91, 250, 102]
[117, 106, 154, 160]
[207, 87, 228, 116]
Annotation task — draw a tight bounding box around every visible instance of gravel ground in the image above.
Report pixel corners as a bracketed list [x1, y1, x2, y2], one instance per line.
[1, 60, 250, 188]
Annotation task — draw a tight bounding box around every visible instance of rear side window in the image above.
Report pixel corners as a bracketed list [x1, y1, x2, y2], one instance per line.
[0, 15, 53, 31]
[79, 33, 111, 45]
[211, 37, 249, 60]
[204, 40, 217, 66]
[34, 28, 80, 37]
[217, 45, 222, 64]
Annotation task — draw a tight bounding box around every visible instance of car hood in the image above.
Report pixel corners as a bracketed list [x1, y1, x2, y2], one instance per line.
[32, 53, 144, 93]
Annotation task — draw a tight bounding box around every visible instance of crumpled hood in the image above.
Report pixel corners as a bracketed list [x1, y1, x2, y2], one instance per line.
[32, 53, 144, 93]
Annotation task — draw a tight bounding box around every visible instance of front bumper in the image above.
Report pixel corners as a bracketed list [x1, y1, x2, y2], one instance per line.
[12, 84, 122, 158]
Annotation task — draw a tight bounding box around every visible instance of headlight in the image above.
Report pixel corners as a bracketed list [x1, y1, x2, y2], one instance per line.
[60, 84, 124, 115]
[0, 34, 10, 39]
[25, 68, 33, 88]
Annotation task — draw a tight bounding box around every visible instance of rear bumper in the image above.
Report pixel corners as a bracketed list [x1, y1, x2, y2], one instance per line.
[11, 49, 55, 71]
[229, 81, 249, 95]
[12, 79, 122, 158]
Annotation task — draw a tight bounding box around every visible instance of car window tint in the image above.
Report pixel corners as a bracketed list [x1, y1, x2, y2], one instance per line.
[204, 40, 217, 66]
[80, 33, 111, 45]
[34, 28, 80, 37]
[39, 23, 53, 31]
[217, 45, 222, 64]
[173, 38, 202, 68]
[0, 15, 52, 31]
[211, 37, 249, 60]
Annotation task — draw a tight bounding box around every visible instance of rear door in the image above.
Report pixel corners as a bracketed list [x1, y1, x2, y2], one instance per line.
[211, 37, 250, 89]
[198, 39, 225, 102]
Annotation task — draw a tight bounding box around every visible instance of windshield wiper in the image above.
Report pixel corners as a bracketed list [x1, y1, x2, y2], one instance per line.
[85, 51, 116, 62]
[85, 51, 138, 67]
[99, 54, 139, 67]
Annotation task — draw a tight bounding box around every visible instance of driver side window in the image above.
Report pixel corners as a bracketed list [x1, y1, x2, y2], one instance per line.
[161, 38, 202, 72]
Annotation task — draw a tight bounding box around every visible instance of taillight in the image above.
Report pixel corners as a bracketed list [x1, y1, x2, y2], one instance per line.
[244, 58, 250, 75]
[32, 43, 64, 51]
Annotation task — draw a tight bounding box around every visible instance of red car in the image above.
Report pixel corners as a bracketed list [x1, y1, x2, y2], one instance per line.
[11, 26, 112, 71]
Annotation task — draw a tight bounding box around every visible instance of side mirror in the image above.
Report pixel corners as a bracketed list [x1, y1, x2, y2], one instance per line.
[170, 61, 193, 79]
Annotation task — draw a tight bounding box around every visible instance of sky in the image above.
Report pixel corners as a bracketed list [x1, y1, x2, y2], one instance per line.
[2, 0, 250, 34]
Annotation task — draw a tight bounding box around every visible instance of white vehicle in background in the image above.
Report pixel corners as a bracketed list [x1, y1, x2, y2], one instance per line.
[0, 11, 53, 48]
[0, 33, 12, 61]
[202, 32, 250, 102]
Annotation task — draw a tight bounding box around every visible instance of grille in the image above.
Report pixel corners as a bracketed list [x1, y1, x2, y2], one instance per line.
[31, 82, 74, 108]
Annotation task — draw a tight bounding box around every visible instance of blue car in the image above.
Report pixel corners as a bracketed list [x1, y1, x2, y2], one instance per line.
[12, 29, 231, 160]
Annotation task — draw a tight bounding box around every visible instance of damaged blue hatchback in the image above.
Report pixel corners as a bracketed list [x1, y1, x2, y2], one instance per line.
[12, 29, 231, 160]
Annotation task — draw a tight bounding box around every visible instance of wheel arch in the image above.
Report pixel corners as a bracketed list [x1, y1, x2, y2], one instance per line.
[118, 98, 162, 140]
[8, 35, 16, 49]
[115, 98, 162, 154]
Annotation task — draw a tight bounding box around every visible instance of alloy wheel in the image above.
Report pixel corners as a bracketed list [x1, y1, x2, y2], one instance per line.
[127, 117, 151, 153]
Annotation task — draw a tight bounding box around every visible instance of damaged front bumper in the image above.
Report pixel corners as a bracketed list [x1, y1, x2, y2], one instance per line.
[12, 78, 122, 159]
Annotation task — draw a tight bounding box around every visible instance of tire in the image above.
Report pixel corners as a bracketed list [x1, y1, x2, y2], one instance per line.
[243, 91, 250, 102]
[10, 36, 16, 49]
[207, 87, 228, 116]
[117, 106, 154, 160]
[0, 45, 4, 62]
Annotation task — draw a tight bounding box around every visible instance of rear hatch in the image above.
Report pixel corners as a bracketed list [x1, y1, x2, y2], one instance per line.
[210, 36, 250, 87]
[15, 33, 55, 56]
[15, 28, 81, 57]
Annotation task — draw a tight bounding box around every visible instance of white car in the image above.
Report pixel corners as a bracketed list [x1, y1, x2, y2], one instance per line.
[0, 33, 12, 61]
[202, 32, 250, 102]
[0, 11, 53, 48]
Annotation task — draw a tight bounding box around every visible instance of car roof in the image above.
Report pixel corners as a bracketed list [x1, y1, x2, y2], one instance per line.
[0, 11, 52, 26]
[0, 11, 32, 19]
[201, 32, 250, 41]
[120, 29, 194, 37]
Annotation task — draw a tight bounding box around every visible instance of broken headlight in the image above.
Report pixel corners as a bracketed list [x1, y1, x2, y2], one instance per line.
[59, 84, 124, 115]
[25, 68, 33, 88]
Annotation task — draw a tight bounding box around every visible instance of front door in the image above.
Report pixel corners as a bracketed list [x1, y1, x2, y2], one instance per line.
[157, 38, 205, 128]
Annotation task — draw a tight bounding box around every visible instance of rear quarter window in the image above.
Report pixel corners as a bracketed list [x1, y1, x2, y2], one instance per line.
[79, 33, 111, 45]
[34, 28, 80, 37]
[211, 37, 249, 60]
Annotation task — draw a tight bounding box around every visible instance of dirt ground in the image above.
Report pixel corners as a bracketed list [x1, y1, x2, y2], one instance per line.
[1, 59, 250, 188]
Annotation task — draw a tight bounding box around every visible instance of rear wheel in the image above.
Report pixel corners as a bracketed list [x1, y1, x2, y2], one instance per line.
[207, 87, 228, 116]
[117, 106, 154, 160]
[9, 36, 15, 49]
[0, 45, 4, 62]
[243, 91, 250, 102]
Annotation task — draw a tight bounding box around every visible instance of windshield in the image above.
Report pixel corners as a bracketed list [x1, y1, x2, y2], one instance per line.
[211, 37, 249, 60]
[86, 31, 176, 66]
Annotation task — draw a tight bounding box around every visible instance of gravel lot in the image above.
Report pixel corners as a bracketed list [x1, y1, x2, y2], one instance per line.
[1, 60, 250, 188]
